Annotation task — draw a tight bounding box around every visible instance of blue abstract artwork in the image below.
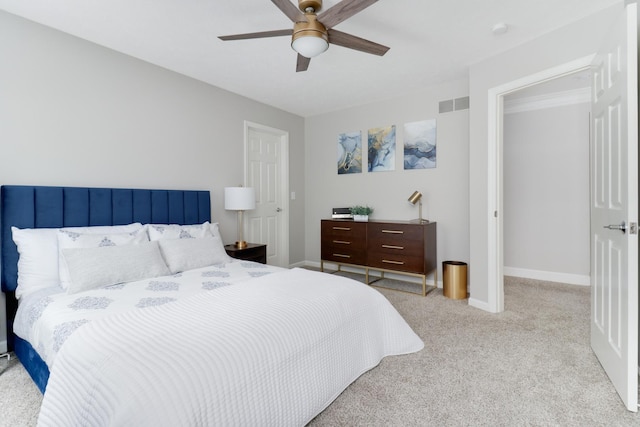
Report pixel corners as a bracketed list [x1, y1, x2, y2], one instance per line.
[368, 125, 396, 172]
[337, 131, 362, 174]
[404, 119, 437, 170]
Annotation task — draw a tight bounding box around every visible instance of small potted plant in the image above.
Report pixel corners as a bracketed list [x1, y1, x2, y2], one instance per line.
[350, 205, 373, 222]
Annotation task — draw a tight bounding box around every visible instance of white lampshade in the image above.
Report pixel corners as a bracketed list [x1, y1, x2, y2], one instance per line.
[291, 35, 328, 58]
[224, 187, 256, 211]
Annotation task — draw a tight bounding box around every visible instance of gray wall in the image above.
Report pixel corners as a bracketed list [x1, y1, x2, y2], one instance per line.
[304, 79, 470, 282]
[468, 3, 622, 309]
[503, 101, 591, 284]
[0, 11, 305, 349]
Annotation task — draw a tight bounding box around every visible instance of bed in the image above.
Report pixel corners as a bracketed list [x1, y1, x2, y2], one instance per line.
[1, 185, 424, 426]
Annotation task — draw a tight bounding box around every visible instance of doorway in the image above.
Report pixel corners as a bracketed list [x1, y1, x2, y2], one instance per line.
[486, 55, 594, 313]
[244, 121, 290, 267]
[502, 72, 591, 290]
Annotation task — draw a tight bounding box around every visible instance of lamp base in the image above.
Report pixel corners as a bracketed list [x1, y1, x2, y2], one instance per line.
[410, 218, 429, 224]
[235, 240, 248, 249]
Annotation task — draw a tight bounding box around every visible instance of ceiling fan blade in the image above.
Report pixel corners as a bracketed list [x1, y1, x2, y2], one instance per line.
[272, 0, 306, 23]
[219, 29, 292, 41]
[296, 54, 311, 72]
[328, 29, 389, 56]
[318, 0, 379, 29]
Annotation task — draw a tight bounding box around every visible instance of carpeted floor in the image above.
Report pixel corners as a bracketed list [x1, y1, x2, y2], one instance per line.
[1, 274, 638, 426]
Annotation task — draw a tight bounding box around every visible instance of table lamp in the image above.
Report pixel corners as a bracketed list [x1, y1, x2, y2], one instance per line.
[224, 187, 256, 249]
[408, 190, 426, 223]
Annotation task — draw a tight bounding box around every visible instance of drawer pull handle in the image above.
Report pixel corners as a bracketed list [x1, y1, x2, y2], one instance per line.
[333, 240, 351, 245]
[333, 254, 351, 258]
[382, 229, 404, 234]
[382, 244, 404, 250]
[382, 259, 404, 265]
[333, 227, 351, 231]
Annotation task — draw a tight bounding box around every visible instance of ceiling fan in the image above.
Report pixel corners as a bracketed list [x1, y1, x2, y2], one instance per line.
[219, 0, 389, 72]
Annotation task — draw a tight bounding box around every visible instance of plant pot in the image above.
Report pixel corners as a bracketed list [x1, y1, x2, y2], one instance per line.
[353, 214, 369, 222]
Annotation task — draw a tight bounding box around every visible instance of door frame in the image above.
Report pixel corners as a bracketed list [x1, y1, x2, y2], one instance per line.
[486, 55, 595, 313]
[243, 120, 290, 267]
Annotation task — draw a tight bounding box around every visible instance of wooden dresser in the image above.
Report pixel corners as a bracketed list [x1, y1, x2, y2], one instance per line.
[321, 219, 437, 296]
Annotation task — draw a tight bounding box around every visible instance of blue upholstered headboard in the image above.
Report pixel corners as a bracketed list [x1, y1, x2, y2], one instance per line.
[1, 185, 211, 347]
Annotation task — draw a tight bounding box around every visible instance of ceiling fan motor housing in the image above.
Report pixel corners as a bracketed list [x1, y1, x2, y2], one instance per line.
[293, 14, 328, 40]
[292, 14, 329, 57]
[298, 0, 323, 13]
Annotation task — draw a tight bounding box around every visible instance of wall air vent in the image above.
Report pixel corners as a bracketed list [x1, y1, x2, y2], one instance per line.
[439, 96, 469, 114]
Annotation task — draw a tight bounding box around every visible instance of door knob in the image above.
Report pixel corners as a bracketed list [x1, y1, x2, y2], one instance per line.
[603, 221, 626, 233]
[276, 207, 282, 212]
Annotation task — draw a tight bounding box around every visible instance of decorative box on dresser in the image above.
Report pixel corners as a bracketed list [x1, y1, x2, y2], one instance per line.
[321, 219, 437, 296]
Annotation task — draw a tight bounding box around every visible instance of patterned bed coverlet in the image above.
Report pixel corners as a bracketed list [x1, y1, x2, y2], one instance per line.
[37, 268, 424, 426]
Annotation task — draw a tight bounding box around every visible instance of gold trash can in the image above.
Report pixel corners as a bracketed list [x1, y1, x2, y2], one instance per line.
[443, 261, 468, 299]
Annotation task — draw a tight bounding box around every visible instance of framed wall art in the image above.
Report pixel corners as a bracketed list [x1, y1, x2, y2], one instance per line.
[337, 131, 362, 174]
[404, 119, 437, 170]
[368, 125, 396, 172]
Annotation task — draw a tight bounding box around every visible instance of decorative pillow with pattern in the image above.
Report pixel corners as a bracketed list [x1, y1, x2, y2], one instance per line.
[146, 222, 213, 241]
[58, 228, 149, 290]
[62, 241, 171, 294]
[158, 236, 231, 274]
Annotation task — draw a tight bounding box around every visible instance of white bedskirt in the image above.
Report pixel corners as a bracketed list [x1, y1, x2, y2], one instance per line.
[37, 268, 423, 426]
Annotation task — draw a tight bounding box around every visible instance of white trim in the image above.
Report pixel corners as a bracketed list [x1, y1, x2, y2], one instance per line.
[487, 55, 595, 314]
[503, 267, 590, 286]
[468, 298, 492, 312]
[504, 87, 591, 114]
[487, 82, 503, 314]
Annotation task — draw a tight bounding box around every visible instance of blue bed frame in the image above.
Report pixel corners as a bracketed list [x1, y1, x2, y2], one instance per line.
[1, 185, 211, 393]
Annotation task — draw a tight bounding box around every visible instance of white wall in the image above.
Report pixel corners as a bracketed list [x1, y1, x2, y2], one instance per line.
[468, 3, 622, 309]
[503, 101, 591, 285]
[0, 11, 306, 348]
[304, 79, 470, 283]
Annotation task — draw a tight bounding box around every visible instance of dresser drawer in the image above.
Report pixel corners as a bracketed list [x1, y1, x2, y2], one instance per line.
[322, 221, 367, 238]
[321, 246, 367, 265]
[367, 223, 424, 243]
[367, 252, 425, 273]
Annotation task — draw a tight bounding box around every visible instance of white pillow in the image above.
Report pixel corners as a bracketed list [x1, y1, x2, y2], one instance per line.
[11, 227, 60, 299]
[57, 228, 148, 290]
[146, 222, 213, 241]
[209, 222, 222, 239]
[62, 241, 171, 294]
[158, 236, 231, 274]
[11, 223, 143, 299]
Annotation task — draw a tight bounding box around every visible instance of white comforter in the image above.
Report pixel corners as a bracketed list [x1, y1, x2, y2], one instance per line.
[15, 260, 283, 369]
[37, 267, 423, 426]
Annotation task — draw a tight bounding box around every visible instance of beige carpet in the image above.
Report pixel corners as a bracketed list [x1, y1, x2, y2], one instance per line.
[1, 274, 639, 426]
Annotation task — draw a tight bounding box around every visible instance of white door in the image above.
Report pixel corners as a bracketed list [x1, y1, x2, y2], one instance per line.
[244, 122, 289, 267]
[590, 2, 638, 412]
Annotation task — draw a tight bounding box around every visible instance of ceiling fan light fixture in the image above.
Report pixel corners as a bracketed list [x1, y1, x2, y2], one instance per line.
[291, 15, 329, 58]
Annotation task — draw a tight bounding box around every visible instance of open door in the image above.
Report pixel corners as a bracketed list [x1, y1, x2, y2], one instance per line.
[590, 1, 638, 412]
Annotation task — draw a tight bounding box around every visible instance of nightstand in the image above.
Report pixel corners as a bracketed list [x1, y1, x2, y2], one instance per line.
[224, 243, 267, 264]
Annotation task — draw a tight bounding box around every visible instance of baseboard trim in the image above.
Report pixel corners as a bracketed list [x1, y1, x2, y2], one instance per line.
[289, 260, 310, 269]
[504, 267, 590, 286]
[468, 298, 492, 312]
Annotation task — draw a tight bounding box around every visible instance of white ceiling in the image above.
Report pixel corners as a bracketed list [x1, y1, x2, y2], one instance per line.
[0, 0, 623, 117]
